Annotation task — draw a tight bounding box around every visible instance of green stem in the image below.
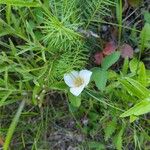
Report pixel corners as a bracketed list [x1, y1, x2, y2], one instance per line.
[85, 90, 124, 112]
[118, 0, 122, 45]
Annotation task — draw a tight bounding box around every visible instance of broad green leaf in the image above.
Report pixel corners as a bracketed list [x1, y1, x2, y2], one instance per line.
[138, 62, 147, 87]
[102, 51, 120, 70]
[68, 92, 81, 107]
[125, 77, 150, 98]
[120, 100, 150, 117]
[92, 68, 108, 91]
[140, 23, 150, 49]
[108, 70, 118, 79]
[130, 115, 139, 123]
[129, 58, 142, 74]
[144, 11, 150, 24]
[0, 0, 41, 7]
[119, 77, 150, 99]
[119, 79, 141, 99]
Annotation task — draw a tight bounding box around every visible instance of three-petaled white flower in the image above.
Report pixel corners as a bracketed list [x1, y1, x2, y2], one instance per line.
[64, 70, 92, 96]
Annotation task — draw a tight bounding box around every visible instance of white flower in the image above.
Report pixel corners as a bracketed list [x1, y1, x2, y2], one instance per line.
[64, 70, 92, 96]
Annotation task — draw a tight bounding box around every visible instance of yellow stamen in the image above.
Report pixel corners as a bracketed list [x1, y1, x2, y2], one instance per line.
[74, 77, 84, 87]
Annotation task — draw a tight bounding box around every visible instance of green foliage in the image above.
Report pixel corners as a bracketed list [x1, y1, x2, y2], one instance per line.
[0, 0, 150, 149]
[49, 82, 67, 91]
[92, 52, 120, 91]
[52, 46, 88, 78]
[144, 11, 150, 24]
[68, 92, 81, 107]
[122, 58, 129, 75]
[92, 68, 108, 91]
[104, 120, 117, 141]
[3, 100, 25, 150]
[140, 23, 150, 49]
[101, 51, 120, 70]
[114, 126, 124, 150]
[128, 0, 142, 7]
[120, 99, 150, 117]
[119, 77, 150, 99]
[0, 1, 88, 108]
[0, 0, 41, 7]
[129, 58, 142, 74]
[83, 0, 115, 28]
[88, 141, 105, 150]
[41, 0, 82, 50]
[138, 62, 147, 87]
[116, 0, 122, 43]
[118, 58, 150, 118]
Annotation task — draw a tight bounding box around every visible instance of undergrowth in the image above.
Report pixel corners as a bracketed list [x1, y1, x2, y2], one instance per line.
[0, 0, 150, 150]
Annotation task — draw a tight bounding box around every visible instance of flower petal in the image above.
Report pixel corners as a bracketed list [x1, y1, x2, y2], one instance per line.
[79, 70, 92, 86]
[70, 85, 85, 96]
[70, 70, 79, 78]
[64, 71, 79, 87]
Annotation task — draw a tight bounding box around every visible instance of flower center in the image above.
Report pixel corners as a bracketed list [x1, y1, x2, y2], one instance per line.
[74, 77, 84, 87]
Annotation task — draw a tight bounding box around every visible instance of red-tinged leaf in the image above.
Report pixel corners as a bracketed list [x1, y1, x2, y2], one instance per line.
[120, 44, 134, 58]
[103, 41, 117, 56]
[128, 0, 142, 8]
[94, 51, 104, 65]
[0, 136, 4, 146]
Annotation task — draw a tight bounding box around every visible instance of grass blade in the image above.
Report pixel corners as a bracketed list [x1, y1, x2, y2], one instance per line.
[0, 0, 41, 7]
[3, 100, 25, 150]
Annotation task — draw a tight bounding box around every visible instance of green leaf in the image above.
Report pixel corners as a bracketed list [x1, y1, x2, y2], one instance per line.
[88, 141, 105, 150]
[120, 100, 150, 117]
[144, 11, 150, 24]
[119, 77, 150, 99]
[3, 100, 25, 150]
[129, 58, 141, 74]
[125, 77, 150, 98]
[114, 127, 124, 150]
[122, 58, 129, 75]
[26, 21, 36, 42]
[104, 120, 117, 141]
[50, 82, 67, 91]
[0, 0, 41, 7]
[32, 85, 41, 105]
[34, 8, 44, 24]
[92, 68, 108, 91]
[68, 92, 81, 107]
[140, 23, 150, 49]
[130, 115, 139, 123]
[138, 62, 147, 87]
[102, 51, 120, 70]
[0, 91, 12, 107]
